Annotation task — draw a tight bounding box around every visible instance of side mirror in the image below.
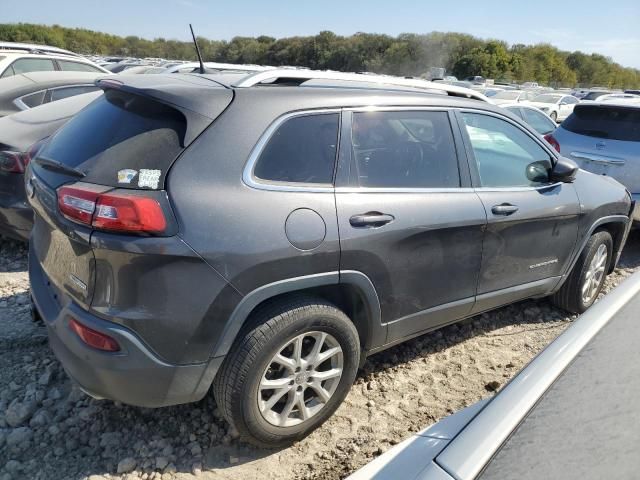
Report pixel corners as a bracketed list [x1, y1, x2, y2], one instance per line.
[551, 156, 579, 183]
[526, 160, 552, 183]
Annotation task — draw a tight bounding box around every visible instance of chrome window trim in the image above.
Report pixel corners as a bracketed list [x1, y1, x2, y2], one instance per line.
[335, 187, 475, 194]
[242, 108, 342, 193]
[473, 182, 563, 193]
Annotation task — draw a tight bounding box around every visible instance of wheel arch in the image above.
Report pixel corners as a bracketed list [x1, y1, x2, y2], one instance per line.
[211, 271, 384, 360]
[556, 215, 630, 291]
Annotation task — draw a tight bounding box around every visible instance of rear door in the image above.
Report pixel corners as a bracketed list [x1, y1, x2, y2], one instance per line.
[457, 110, 580, 312]
[335, 108, 486, 342]
[555, 104, 640, 194]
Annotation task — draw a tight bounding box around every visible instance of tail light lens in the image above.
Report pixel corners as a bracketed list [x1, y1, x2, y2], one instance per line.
[544, 133, 561, 153]
[57, 185, 167, 234]
[69, 318, 120, 352]
[0, 138, 48, 174]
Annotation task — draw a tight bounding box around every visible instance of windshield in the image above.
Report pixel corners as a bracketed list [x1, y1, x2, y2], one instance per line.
[533, 94, 562, 104]
[493, 91, 521, 100]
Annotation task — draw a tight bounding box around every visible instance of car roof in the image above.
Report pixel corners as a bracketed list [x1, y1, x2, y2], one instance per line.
[0, 71, 106, 96]
[0, 41, 79, 57]
[434, 271, 640, 480]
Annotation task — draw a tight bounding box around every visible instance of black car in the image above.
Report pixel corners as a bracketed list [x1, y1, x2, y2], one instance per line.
[28, 70, 632, 447]
[0, 91, 102, 240]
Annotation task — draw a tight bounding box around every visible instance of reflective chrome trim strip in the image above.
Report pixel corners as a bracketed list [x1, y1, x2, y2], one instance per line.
[242, 108, 341, 193]
[435, 271, 640, 480]
[473, 182, 563, 193]
[335, 187, 475, 194]
[570, 151, 625, 165]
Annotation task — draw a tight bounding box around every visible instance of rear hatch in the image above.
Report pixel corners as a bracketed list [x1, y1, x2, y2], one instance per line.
[28, 74, 232, 306]
[554, 103, 640, 192]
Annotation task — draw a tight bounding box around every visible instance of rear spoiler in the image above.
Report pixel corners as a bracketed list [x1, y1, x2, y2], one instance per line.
[96, 76, 233, 145]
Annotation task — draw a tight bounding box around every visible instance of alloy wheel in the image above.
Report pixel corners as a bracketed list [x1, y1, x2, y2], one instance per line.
[258, 331, 343, 427]
[582, 243, 608, 304]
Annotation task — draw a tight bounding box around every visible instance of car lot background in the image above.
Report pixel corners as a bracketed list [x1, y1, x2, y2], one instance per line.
[2, 233, 639, 480]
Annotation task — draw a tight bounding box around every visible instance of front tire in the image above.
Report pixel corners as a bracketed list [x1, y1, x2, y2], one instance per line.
[213, 296, 360, 447]
[552, 231, 612, 313]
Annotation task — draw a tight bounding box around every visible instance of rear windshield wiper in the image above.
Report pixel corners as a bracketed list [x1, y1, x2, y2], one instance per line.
[35, 157, 86, 178]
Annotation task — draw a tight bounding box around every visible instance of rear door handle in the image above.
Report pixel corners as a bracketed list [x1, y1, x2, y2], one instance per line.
[349, 212, 395, 227]
[491, 204, 519, 216]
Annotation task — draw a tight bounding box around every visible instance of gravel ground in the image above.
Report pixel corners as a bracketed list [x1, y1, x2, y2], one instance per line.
[1, 233, 639, 480]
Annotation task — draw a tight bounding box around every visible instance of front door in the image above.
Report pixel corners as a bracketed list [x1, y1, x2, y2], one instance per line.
[336, 108, 487, 343]
[457, 111, 580, 313]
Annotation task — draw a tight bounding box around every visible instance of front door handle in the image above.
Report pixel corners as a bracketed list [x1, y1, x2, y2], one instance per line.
[491, 204, 519, 216]
[349, 212, 395, 227]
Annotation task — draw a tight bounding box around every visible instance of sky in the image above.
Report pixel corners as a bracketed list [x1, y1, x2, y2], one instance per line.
[2, 0, 640, 68]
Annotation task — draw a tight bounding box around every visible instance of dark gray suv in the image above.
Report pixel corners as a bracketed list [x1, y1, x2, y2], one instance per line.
[28, 71, 633, 447]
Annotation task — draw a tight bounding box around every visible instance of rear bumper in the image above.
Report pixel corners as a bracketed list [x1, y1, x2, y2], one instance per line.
[0, 200, 32, 241]
[30, 250, 223, 408]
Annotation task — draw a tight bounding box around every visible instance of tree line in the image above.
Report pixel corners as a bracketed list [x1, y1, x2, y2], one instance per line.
[1, 23, 638, 88]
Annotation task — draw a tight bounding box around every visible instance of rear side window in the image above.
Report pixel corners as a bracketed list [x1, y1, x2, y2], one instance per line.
[563, 105, 640, 142]
[254, 113, 339, 184]
[47, 85, 100, 103]
[522, 108, 556, 135]
[37, 89, 187, 189]
[57, 60, 103, 73]
[351, 110, 460, 188]
[9, 58, 56, 75]
[18, 90, 46, 108]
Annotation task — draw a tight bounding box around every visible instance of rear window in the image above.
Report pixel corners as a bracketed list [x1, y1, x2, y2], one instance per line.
[36, 89, 187, 189]
[47, 85, 100, 103]
[563, 105, 640, 142]
[254, 113, 339, 184]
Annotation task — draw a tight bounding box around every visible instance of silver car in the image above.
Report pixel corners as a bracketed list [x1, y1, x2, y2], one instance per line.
[549, 101, 640, 220]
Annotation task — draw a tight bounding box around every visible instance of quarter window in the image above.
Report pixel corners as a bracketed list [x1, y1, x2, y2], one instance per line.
[253, 113, 339, 184]
[351, 111, 460, 188]
[461, 113, 552, 187]
[57, 60, 103, 73]
[48, 85, 100, 103]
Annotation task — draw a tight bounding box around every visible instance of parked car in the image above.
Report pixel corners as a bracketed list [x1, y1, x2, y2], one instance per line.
[547, 101, 640, 221]
[596, 93, 640, 103]
[0, 71, 103, 117]
[490, 90, 538, 105]
[28, 70, 631, 448]
[579, 90, 611, 101]
[501, 103, 557, 136]
[0, 42, 109, 78]
[625, 89, 640, 95]
[529, 93, 579, 122]
[0, 91, 102, 240]
[161, 61, 272, 74]
[347, 271, 640, 480]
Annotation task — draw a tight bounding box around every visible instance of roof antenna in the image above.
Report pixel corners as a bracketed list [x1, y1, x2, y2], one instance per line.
[189, 24, 205, 74]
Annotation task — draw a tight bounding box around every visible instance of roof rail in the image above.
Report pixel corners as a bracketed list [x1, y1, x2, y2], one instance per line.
[232, 69, 490, 102]
[0, 42, 80, 57]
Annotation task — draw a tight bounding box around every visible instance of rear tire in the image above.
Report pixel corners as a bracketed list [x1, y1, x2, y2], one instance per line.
[213, 296, 360, 448]
[552, 231, 612, 314]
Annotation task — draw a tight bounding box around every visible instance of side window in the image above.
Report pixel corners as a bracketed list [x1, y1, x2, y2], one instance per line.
[565, 96, 579, 105]
[10, 58, 56, 75]
[461, 112, 552, 188]
[57, 60, 103, 73]
[17, 90, 46, 109]
[0, 64, 15, 78]
[253, 113, 339, 184]
[351, 110, 460, 188]
[522, 108, 556, 135]
[47, 85, 100, 103]
[506, 107, 524, 120]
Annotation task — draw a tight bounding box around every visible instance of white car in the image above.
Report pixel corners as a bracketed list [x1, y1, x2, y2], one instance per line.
[529, 93, 579, 122]
[501, 103, 557, 136]
[490, 90, 539, 105]
[0, 42, 109, 78]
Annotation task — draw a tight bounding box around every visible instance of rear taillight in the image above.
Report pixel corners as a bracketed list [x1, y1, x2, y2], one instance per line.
[57, 185, 167, 234]
[544, 133, 561, 153]
[69, 318, 120, 352]
[0, 151, 28, 173]
[0, 138, 48, 174]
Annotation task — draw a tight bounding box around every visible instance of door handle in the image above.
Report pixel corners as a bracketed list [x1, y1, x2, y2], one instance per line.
[491, 204, 519, 216]
[349, 212, 395, 227]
